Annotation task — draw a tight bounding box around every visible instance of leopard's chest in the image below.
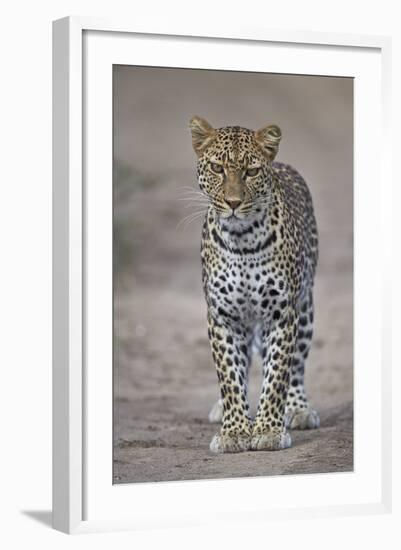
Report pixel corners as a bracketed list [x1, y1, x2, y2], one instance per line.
[204, 248, 285, 325]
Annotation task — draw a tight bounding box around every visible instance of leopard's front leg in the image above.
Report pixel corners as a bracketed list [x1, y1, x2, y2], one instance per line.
[207, 314, 252, 454]
[251, 305, 298, 451]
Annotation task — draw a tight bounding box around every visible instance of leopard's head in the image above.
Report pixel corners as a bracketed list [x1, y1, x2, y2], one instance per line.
[189, 116, 281, 222]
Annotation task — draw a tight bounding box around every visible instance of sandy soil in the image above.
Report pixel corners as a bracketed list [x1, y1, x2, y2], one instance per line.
[112, 68, 353, 483]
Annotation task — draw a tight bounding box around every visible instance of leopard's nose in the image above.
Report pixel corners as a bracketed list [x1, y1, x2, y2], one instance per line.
[224, 198, 242, 210]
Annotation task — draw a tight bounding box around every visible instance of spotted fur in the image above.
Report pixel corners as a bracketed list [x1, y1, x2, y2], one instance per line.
[189, 116, 320, 453]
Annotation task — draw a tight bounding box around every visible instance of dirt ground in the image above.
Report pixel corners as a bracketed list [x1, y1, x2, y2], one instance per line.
[112, 68, 353, 483]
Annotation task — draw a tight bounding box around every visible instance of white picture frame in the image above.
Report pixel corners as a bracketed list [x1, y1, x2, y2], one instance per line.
[52, 16, 392, 534]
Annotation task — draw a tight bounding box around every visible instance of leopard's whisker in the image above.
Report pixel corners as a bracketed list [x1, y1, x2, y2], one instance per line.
[178, 186, 209, 196]
[176, 208, 208, 231]
[177, 185, 202, 191]
[178, 197, 211, 204]
[180, 212, 208, 231]
[179, 189, 206, 196]
[184, 202, 210, 209]
[178, 195, 208, 200]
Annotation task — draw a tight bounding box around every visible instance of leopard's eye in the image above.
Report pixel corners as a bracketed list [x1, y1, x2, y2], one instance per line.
[246, 167, 260, 177]
[210, 162, 224, 174]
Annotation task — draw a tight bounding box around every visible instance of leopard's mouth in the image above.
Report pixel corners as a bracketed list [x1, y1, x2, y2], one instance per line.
[221, 211, 241, 220]
[218, 209, 249, 222]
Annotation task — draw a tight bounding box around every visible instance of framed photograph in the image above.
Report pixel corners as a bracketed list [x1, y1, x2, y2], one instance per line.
[52, 17, 392, 534]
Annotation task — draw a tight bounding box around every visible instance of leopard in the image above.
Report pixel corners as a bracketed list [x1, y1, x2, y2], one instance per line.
[189, 115, 320, 453]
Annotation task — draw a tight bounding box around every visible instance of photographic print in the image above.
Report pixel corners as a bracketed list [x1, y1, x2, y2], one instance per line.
[113, 66, 353, 483]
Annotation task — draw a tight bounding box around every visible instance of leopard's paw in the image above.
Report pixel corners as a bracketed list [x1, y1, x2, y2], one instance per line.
[251, 429, 291, 451]
[284, 408, 320, 430]
[209, 431, 251, 454]
[208, 398, 223, 423]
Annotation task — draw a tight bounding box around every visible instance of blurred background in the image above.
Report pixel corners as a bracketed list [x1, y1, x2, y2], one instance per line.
[113, 66, 353, 483]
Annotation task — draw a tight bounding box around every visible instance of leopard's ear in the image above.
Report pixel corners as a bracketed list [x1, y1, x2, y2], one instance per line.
[189, 116, 216, 156]
[255, 124, 282, 161]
